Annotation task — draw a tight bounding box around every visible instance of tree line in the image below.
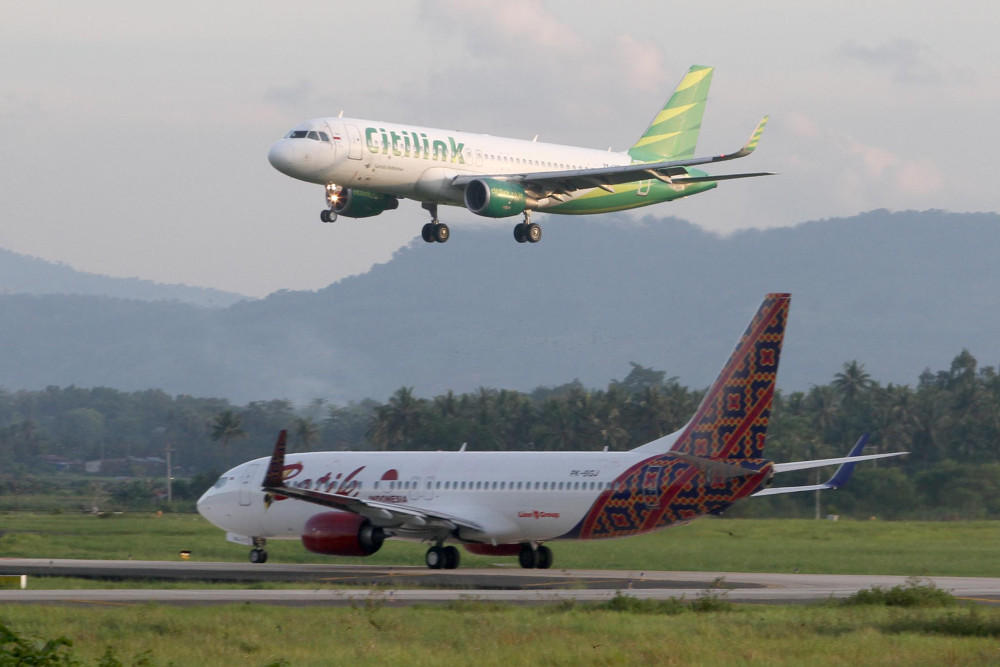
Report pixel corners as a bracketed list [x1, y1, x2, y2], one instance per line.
[0, 352, 999, 518]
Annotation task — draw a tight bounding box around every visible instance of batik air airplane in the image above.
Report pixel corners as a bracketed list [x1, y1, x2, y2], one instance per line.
[197, 294, 906, 569]
[266, 65, 771, 244]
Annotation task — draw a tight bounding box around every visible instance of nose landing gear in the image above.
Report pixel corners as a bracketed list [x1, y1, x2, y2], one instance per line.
[321, 183, 340, 223]
[248, 537, 268, 564]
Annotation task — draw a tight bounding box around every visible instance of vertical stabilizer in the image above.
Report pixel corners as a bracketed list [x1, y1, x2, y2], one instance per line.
[670, 293, 790, 459]
[627, 65, 714, 162]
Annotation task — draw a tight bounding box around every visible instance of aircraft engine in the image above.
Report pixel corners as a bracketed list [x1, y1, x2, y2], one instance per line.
[463, 178, 529, 218]
[333, 189, 399, 218]
[301, 511, 385, 557]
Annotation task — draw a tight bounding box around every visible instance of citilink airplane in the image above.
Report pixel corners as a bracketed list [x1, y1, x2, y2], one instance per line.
[197, 294, 906, 569]
[266, 65, 771, 244]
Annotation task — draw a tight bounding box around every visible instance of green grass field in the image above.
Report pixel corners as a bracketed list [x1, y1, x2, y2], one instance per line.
[1, 513, 999, 665]
[1, 600, 998, 666]
[1, 512, 999, 577]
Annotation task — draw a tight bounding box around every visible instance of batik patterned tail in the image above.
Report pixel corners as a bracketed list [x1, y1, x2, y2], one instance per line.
[563, 294, 789, 541]
[671, 293, 790, 460]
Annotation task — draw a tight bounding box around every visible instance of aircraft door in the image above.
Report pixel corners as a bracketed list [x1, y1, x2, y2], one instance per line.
[239, 464, 259, 506]
[637, 179, 652, 197]
[424, 476, 436, 500]
[345, 124, 363, 160]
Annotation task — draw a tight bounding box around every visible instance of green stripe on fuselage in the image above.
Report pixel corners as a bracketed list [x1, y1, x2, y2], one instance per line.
[543, 175, 717, 216]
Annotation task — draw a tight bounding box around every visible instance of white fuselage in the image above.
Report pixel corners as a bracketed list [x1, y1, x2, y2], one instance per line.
[197, 447, 662, 545]
[266, 117, 631, 207]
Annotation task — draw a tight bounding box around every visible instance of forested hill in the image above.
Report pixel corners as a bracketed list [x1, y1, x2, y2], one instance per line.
[2, 209, 999, 403]
[0, 247, 247, 307]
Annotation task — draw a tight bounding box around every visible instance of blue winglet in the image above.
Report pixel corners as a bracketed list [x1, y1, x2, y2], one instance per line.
[824, 434, 870, 489]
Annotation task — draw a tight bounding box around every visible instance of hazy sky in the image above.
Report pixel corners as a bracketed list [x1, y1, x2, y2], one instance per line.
[2, 1, 997, 297]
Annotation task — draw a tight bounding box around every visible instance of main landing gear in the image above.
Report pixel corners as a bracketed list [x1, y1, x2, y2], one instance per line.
[320, 183, 339, 223]
[249, 537, 268, 564]
[513, 211, 542, 244]
[425, 544, 460, 570]
[420, 203, 450, 243]
[518, 543, 552, 569]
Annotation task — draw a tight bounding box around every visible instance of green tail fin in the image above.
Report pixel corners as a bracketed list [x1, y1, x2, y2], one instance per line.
[627, 65, 713, 162]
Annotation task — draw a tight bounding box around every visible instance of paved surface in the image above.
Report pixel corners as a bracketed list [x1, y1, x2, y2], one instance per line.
[1, 558, 998, 606]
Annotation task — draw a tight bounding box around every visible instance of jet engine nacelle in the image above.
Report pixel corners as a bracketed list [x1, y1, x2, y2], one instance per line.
[301, 511, 385, 557]
[334, 189, 399, 218]
[464, 178, 528, 218]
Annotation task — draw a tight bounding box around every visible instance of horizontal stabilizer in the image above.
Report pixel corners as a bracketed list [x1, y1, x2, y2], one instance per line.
[755, 434, 908, 496]
[771, 451, 907, 474]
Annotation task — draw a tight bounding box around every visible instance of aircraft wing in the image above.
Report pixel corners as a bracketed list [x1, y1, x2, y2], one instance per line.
[260, 431, 484, 533]
[754, 434, 908, 496]
[450, 116, 772, 199]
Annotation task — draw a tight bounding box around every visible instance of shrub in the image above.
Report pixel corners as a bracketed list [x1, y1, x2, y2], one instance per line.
[841, 576, 956, 607]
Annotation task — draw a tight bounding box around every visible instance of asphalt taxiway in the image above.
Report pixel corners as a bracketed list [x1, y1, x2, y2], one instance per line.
[1, 558, 998, 606]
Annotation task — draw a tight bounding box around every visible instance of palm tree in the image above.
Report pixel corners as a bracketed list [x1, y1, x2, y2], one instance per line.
[832, 360, 873, 404]
[368, 387, 426, 450]
[292, 416, 320, 452]
[209, 409, 247, 464]
[597, 385, 631, 451]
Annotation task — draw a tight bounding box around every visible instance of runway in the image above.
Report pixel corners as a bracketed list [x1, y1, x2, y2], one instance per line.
[1, 558, 999, 606]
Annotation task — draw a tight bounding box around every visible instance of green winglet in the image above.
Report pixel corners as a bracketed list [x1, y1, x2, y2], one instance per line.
[740, 115, 769, 156]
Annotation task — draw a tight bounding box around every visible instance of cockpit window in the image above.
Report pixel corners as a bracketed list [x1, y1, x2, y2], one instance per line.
[285, 129, 328, 141]
[213, 475, 227, 489]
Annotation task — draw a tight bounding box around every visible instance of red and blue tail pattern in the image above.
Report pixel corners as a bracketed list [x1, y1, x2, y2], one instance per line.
[672, 292, 790, 460]
[565, 294, 790, 541]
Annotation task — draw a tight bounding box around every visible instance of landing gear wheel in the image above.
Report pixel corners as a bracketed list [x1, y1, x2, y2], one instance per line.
[426, 546, 444, 569]
[320, 209, 337, 223]
[536, 545, 553, 569]
[433, 223, 450, 243]
[513, 223, 528, 243]
[525, 223, 542, 243]
[421, 223, 435, 243]
[249, 548, 268, 564]
[442, 545, 460, 570]
[518, 543, 538, 569]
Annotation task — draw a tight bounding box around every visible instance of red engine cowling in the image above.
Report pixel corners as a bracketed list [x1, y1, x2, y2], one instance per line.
[464, 543, 522, 557]
[301, 512, 385, 557]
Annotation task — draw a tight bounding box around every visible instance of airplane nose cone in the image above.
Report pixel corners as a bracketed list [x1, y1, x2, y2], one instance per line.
[196, 490, 211, 518]
[267, 140, 299, 176]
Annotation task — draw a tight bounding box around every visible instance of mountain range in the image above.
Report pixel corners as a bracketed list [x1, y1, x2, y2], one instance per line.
[0, 247, 247, 307]
[1, 209, 997, 404]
